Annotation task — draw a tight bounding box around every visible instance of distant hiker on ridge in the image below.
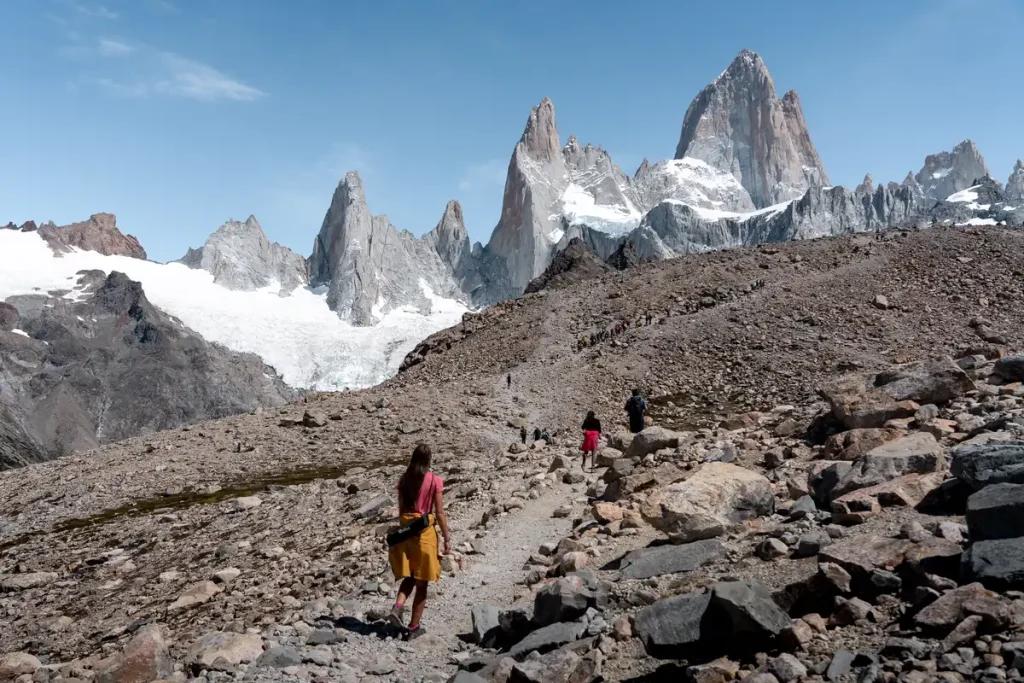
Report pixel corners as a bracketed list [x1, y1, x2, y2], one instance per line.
[520, 426, 527, 445]
[581, 410, 602, 472]
[387, 444, 450, 640]
[625, 388, 647, 434]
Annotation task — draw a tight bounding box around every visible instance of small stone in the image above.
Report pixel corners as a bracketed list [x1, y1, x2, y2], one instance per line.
[771, 653, 808, 682]
[757, 538, 789, 560]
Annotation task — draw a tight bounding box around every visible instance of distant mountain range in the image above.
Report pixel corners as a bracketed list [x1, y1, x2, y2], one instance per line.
[2, 48, 1022, 465]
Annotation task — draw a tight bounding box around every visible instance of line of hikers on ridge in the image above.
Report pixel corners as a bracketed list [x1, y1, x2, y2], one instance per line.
[574, 312, 657, 352]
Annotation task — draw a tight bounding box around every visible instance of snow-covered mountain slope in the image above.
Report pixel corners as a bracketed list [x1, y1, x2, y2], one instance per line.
[0, 230, 467, 391]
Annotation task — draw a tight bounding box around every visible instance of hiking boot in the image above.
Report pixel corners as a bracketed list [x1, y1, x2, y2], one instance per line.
[403, 624, 426, 641]
[388, 604, 406, 629]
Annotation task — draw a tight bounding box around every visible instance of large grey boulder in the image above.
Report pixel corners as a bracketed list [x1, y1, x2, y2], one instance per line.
[96, 624, 173, 683]
[532, 576, 593, 627]
[180, 216, 308, 293]
[634, 580, 790, 659]
[506, 621, 586, 660]
[641, 462, 775, 542]
[624, 426, 685, 458]
[830, 432, 944, 499]
[471, 604, 501, 647]
[674, 49, 828, 208]
[966, 483, 1024, 541]
[994, 356, 1024, 383]
[619, 540, 724, 580]
[952, 442, 1024, 490]
[963, 538, 1024, 591]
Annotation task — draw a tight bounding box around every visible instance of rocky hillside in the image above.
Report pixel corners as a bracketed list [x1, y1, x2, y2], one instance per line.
[4, 223, 1024, 682]
[0, 270, 295, 469]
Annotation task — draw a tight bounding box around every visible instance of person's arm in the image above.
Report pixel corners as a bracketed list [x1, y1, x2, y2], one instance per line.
[433, 485, 451, 556]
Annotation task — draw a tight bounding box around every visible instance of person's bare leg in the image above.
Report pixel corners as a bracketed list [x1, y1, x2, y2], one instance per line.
[390, 577, 415, 627]
[409, 580, 429, 629]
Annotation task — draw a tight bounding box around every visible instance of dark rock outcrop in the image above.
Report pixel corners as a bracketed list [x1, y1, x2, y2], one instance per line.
[0, 271, 295, 468]
[524, 238, 610, 293]
[38, 213, 147, 259]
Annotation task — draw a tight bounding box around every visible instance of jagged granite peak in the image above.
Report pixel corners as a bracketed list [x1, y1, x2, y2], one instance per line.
[631, 183, 916, 261]
[915, 139, 990, 203]
[520, 97, 562, 163]
[856, 174, 875, 195]
[480, 99, 570, 301]
[181, 215, 308, 293]
[421, 200, 482, 295]
[634, 157, 756, 215]
[38, 213, 147, 259]
[1006, 159, 1024, 202]
[674, 49, 829, 208]
[309, 172, 471, 325]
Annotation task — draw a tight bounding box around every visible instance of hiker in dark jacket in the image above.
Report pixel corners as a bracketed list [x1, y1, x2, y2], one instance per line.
[625, 389, 647, 434]
[581, 411, 602, 471]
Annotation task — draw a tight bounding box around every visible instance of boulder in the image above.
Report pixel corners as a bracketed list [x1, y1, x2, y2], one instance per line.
[507, 622, 586, 660]
[356, 494, 394, 519]
[533, 576, 592, 627]
[591, 502, 623, 524]
[963, 537, 1024, 591]
[624, 426, 685, 458]
[508, 648, 584, 683]
[471, 604, 501, 648]
[448, 673, 488, 683]
[619, 540, 724, 580]
[302, 410, 328, 428]
[602, 462, 684, 503]
[994, 356, 1024, 382]
[966, 483, 1024, 541]
[822, 428, 905, 461]
[634, 581, 790, 659]
[821, 358, 973, 429]
[951, 442, 1024, 490]
[168, 580, 222, 612]
[809, 461, 853, 505]
[186, 632, 264, 671]
[831, 472, 946, 524]
[595, 448, 622, 468]
[548, 454, 573, 472]
[0, 302, 18, 331]
[641, 463, 774, 542]
[820, 533, 962, 582]
[608, 432, 634, 452]
[254, 646, 303, 669]
[914, 583, 1008, 631]
[0, 653, 41, 679]
[97, 624, 173, 683]
[830, 432, 943, 499]
[0, 572, 58, 592]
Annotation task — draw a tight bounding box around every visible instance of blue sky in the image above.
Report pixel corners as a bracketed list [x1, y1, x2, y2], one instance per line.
[1, 0, 1022, 262]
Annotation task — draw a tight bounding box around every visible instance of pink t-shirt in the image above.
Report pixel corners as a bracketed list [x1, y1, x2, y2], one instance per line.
[402, 471, 443, 515]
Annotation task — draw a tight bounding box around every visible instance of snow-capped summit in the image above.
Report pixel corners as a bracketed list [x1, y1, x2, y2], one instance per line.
[674, 49, 829, 208]
[914, 140, 990, 204]
[181, 215, 308, 293]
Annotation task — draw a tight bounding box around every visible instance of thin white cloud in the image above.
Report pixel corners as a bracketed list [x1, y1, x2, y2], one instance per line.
[153, 53, 265, 102]
[458, 158, 507, 192]
[97, 38, 133, 56]
[74, 4, 119, 20]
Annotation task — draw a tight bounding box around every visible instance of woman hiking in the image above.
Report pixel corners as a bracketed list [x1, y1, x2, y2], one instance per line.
[581, 411, 602, 471]
[387, 444, 450, 639]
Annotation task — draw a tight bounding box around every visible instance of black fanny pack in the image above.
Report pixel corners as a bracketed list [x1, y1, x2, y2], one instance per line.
[386, 514, 432, 548]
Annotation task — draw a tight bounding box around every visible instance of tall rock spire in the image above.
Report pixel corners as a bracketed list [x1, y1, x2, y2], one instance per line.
[1006, 159, 1024, 202]
[674, 49, 829, 208]
[914, 140, 989, 203]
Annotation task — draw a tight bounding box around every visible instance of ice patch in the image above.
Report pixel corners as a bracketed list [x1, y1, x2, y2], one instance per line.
[946, 186, 980, 204]
[931, 168, 952, 179]
[668, 198, 793, 222]
[11, 329, 29, 338]
[0, 231, 467, 391]
[560, 183, 641, 236]
[960, 218, 999, 226]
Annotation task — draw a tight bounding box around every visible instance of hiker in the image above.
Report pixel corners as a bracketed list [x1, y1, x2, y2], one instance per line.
[507, 373, 512, 389]
[387, 444, 450, 640]
[625, 388, 647, 434]
[533, 427, 542, 442]
[539, 428, 551, 445]
[580, 411, 602, 471]
[520, 426, 527, 444]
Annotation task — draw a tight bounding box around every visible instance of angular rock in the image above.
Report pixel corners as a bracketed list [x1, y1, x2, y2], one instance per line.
[356, 494, 394, 519]
[507, 622, 586, 660]
[0, 653, 41, 679]
[770, 653, 807, 682]
[97, 624, 172, 683]
[508, 648, 582, 683]
[963, 538, 1024, 590]
[831, 472, 946, 523]
[186, 632, 264, 671]
[595, 448, 622, 468]
[302, 410, 328, 428]
[634, 590, 714, 657]
[254, 646, 302, 669]
[823, 428, 905, 461]
[830, 432, 943, 499]
[952, 442, 1024, 490]
[641, 462, 774, 542]
[168, 580, 222, 612]
[967, 483, 1024, 541]
[533, 577, 592, 627]
[915, 583, 1007, 631]
[591, 502, 624, 524]
[472, 604, 501, 648]
[619, 540, 724, 580]
[624, 426, 685, 458]
[0, 572, 58, 592]
[995, 356, 1024, 382]
[711, 581, 791, 636]
[809, 461, 853, 505]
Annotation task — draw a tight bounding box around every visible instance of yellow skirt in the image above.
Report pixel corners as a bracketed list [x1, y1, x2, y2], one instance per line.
[388, 513, 441, 582]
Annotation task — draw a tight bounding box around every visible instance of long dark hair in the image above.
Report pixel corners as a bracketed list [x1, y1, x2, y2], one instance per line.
[399, 444, 432, 513]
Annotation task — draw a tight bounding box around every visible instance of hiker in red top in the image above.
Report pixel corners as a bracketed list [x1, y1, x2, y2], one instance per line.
[581, 411, 602, 471]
